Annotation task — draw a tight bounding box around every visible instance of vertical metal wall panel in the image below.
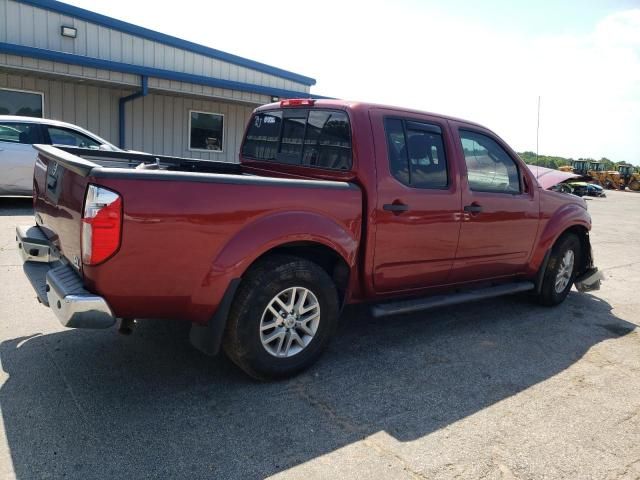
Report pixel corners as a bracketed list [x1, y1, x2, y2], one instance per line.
[0, 72, 126, 144]
[121, 92, 252, 162]
[0, 71, 267, 160]
[0, 1, 7, 42]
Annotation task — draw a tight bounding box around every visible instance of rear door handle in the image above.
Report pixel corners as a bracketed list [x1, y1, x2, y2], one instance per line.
[463, 204, 483, 214]
[383, 203, 409, 213]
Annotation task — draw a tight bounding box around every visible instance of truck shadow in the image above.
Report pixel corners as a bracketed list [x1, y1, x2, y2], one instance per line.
[0, 292, 634, 479]
[0, 197, 32, 217]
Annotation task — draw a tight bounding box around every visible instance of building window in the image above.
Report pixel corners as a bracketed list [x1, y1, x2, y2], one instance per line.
[0, 88, 43, 118]
[189, 110, 224, 152]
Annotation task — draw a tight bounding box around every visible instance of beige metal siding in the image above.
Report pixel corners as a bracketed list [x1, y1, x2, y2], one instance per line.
[0, 71, 122, 143]
[0, 52, 140, 86]
[0, 0, 312, 94]
[122, 93, 254, 162]
[0, 72, 254, 162]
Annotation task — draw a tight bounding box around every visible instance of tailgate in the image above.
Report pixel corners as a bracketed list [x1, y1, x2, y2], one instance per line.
[32, 145, 97, 271]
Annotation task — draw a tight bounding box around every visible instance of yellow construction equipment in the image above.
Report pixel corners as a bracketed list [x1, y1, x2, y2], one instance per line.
[570, 160, 589, 176]
[583, 160, 620, 189]
[618, 164, 640, 191]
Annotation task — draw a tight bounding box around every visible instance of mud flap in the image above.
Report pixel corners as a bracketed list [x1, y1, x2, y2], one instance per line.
[189, 278, 241, 356]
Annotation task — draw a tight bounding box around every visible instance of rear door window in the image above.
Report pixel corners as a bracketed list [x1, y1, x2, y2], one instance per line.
[383, 118, 448, 189]
[242, 108, 352, 170]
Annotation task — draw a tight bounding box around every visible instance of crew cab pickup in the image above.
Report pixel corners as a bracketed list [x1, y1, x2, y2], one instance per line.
[17, 99, 602, 379]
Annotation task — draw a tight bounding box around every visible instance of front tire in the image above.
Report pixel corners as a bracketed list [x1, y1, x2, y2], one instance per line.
[537, 234, 582, 306]
[223, 254, 340, 380]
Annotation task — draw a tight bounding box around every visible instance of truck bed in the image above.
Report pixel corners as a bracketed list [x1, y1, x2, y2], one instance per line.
[31, 145, 362, 325]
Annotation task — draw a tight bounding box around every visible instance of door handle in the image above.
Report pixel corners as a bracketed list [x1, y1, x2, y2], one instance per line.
[463, 204, 483, 214]
[383, 203, 409, 213]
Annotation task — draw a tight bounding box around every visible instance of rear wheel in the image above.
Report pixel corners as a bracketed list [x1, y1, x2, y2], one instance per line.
[629, 180, 640, 191]
[223, 255, 339, 380]
[536, 234, 581, 306]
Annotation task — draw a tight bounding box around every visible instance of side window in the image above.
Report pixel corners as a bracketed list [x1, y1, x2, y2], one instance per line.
[46, 127, 101, 149]
[0, 122, 40, 144]
[384, 118, 409, 184]
[460, 130, 520, 194]
[383, 118, 448, 189]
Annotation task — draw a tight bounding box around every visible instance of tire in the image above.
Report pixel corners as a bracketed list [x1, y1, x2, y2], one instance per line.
[223, 254, 340, 380]
[536, 234, 582, 306]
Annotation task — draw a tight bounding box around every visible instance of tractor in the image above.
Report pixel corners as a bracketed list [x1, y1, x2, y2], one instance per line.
[618, 164, 640, 191]
[584, 160, 621, 190]
[569, 160, 590, 175]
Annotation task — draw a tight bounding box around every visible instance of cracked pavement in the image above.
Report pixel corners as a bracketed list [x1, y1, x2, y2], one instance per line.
[0, 191, 638, 479]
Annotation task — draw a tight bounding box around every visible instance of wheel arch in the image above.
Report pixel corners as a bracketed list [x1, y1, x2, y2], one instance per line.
[242, 241, 351, 306]
[555, 224, 592, 277]
[534, 222, 592, 293]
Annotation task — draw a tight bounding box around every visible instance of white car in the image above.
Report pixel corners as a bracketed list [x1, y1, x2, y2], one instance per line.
[0, 116, 119, 195]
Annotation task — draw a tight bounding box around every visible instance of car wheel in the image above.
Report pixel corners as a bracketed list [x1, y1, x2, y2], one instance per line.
[537, 234, 582, 306]
[223, 254, 340, 380]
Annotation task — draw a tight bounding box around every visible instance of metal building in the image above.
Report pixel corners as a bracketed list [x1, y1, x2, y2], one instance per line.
[0, 0, 318, 161]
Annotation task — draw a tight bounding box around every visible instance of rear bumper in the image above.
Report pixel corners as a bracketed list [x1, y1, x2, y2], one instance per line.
[17, 225, 116, 329]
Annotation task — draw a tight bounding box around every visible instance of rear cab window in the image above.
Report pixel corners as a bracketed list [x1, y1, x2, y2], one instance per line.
[242, 108, 352, 171]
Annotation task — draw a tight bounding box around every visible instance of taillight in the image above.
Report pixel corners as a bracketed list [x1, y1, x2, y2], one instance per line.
[280, 99, 315, 107]
[81, 185, 122, 265]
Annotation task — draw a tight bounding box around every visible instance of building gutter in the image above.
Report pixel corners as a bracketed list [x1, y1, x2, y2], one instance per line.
[118, 76, 148, 149]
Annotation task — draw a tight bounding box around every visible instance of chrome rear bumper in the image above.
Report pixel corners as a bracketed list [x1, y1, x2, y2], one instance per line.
[17, 225, 116, 329]
[15, 225, 59, 263]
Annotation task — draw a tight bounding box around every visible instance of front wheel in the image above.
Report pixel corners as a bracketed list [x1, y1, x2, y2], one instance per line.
[223, 255, 340, 380]
[536, 234, 582, 306]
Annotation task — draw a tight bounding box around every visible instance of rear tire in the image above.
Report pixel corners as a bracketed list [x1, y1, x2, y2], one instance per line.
[223, 254, 340, 380]
[536, 234, 582, 306]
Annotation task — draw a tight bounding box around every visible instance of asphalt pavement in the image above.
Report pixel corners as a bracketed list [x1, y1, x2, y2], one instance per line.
[0, 191, 638, 479]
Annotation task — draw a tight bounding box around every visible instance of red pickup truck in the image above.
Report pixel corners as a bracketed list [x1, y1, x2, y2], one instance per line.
[17, 99, 601, 379]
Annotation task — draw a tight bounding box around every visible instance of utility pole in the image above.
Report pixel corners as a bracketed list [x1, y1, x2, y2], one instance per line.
[536, 96, 541, 164]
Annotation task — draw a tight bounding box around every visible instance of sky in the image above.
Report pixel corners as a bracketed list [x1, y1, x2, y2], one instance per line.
[66, 0, 640, 163]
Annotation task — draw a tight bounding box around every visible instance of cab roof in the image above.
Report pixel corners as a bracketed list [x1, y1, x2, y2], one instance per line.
[254, 99, 487, 129]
